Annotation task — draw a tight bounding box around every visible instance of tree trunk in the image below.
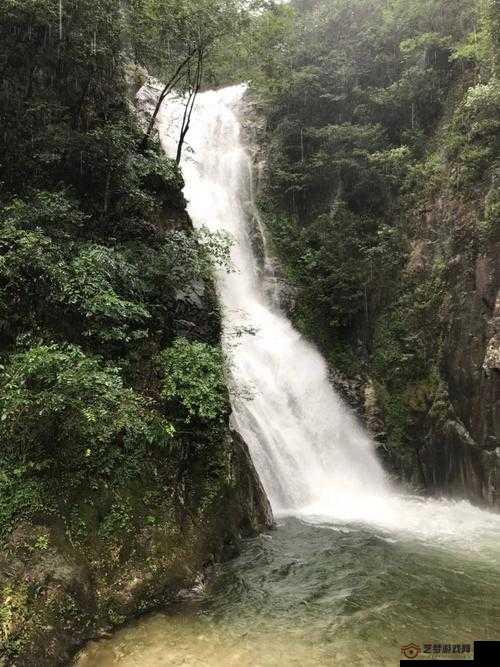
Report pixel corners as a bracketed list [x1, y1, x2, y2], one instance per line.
[141, 51, 196, 150]
[176, 50, 203, 165]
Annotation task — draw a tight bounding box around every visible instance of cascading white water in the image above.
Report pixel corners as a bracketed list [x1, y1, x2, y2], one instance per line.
[159, 85, 388, 515]
[157, 85, 500, 548]
[75, 83, 500, 667]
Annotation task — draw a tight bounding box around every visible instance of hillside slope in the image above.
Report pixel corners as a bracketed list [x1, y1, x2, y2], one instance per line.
[249, 0, 500, 504]
[0, 2, 271, 664]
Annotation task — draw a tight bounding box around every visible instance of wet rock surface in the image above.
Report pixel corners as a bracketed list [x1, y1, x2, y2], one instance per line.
[0, 429, 272, 666]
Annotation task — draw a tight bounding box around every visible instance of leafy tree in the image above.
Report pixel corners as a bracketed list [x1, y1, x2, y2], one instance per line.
[128, 0, 248, 152]
[249, 0, 498, 475]
[0, 0, 236, 545]
[250, 0, 490, 345]
[0, 221, 65, 344]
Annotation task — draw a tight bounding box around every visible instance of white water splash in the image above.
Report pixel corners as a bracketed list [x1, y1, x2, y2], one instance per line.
[156, 85, 500, 551]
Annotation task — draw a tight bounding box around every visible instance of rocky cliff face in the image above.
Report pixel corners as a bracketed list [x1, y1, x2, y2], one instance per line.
[0, 430, 272, 667]
[249, 78, 500, 509]
[417, 199, 500, 507]
[346, 195, 500, 509]
[0, 83, 272, 665]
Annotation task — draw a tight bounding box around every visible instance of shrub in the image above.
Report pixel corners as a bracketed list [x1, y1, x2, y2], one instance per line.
[1, 191, 88, 239]
[0, 344, 173, 472]
[0, 223, 65, 340]
[446, 82, 500, 189]
[157, 338, 229, 423]
[60, 245, 151, 343]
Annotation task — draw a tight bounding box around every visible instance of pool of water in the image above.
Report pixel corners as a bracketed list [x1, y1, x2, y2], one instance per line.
[77, 511, 500, 666]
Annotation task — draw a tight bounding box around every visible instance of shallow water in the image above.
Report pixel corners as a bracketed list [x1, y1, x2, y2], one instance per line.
[77, 514, 500, 666]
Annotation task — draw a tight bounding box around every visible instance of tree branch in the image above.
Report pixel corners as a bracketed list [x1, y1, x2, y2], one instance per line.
[141, 50, 197, 150]
[176, 49, 203, 165]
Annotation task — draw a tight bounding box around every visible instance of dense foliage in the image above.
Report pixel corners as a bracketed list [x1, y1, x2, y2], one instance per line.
[0, 0, 240, 544]
[0, 1, 498, 659]
[246, 0, 499, 474]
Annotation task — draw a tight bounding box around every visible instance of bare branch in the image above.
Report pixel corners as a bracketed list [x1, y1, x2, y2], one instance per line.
[141, 49, 197, 149]
[176, 49, 204, 164]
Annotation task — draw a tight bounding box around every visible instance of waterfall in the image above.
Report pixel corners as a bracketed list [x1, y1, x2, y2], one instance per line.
[158, 85, 389, 517]
[156, 85, 500, 546]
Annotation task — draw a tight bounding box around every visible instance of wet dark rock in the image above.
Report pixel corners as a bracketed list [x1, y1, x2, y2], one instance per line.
[329, 368, 365, 414]
[228, 429, 274, 535]
[0, 430, 272, 666]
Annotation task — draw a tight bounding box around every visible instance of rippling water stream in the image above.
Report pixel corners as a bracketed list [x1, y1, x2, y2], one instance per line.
[78, 514, 500, 665]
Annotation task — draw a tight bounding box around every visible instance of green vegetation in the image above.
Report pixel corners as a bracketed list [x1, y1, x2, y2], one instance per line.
[158, 338, 229, 423]
[244, 0, 499, 474]
[0, 0, 498, 660]
[0, 2, 262, 663]
[0, 0, 244, 536]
